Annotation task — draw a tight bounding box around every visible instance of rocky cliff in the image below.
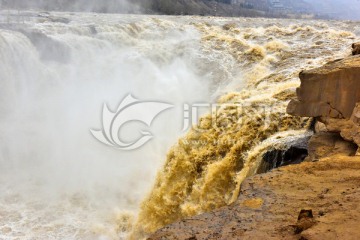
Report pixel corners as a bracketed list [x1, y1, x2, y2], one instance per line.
[288, 44, 360, 153]
[148, 43, 360, 240]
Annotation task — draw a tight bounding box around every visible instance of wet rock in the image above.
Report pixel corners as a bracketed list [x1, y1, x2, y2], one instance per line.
[258, 135, 310, 173]
[352, 42, 360, 55]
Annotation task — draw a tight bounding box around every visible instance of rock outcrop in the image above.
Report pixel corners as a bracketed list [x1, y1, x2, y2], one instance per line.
[287, 54, 360, 151]
[149, 156, 360, 240]
[287, 55, 360, 119]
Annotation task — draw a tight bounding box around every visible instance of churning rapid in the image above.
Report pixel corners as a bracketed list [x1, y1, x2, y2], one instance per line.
[0, 10, 359, 240]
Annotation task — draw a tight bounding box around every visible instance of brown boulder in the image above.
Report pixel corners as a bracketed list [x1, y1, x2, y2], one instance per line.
[353, 42, 360, 55]
[287, 52, 360, 150]
[287, 55, 360, 119]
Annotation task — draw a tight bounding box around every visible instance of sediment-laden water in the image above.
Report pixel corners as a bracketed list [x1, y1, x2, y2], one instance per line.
[0, 10, 358, 239]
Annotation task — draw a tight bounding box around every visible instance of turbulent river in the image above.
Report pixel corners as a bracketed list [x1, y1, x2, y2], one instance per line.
[0, 10, 359, 240]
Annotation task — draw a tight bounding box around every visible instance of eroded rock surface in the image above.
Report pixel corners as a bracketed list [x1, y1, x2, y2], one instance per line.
[287, 53, 360, 150]
[287, 55, 360, 119]
[149, 157, 360, 240]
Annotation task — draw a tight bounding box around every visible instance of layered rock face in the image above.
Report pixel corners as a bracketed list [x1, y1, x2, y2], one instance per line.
[287, 54, 360, 150]
[287, 55, 360, 119]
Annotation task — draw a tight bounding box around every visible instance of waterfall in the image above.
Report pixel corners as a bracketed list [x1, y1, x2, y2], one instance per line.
[0, 10, 358, 240]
